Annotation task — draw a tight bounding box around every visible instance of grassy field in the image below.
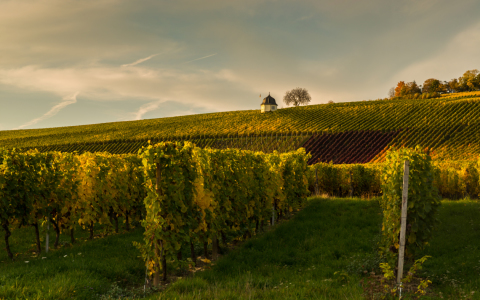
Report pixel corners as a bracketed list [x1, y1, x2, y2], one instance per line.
[1, 198, 479, 299]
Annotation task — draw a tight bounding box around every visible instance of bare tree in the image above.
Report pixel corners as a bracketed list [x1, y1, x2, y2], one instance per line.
[388, 87, 395, 98]
[283, 87, 311, 107]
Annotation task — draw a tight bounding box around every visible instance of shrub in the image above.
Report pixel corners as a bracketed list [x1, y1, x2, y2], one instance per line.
[379, 146, 440, 271]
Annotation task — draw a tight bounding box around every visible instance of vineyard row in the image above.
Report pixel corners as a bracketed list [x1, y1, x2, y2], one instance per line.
[307, 159, 480, 200]
[0, 144, 310, 283]
[16, 121, 480, 164]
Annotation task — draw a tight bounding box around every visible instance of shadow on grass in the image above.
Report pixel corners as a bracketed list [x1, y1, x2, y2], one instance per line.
[0, 222, 146, 300]
[149, 198, 383, 300]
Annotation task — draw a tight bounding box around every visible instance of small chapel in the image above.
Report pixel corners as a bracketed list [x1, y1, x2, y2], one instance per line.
[260, 93, 278, 113]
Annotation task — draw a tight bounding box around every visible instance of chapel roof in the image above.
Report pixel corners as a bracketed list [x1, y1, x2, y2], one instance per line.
[261, 93, 278, 106]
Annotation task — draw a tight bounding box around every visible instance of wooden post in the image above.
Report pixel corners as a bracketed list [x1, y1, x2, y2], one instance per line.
[271, 202, 275, 226]
[212, 235, 218, 259]
[154, 163, 162, 286]
[46, 222, 49, 253]
[315, 167, 319, 196]
[397, 160, 409, 285]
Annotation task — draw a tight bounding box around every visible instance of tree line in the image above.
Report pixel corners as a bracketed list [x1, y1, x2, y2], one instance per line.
[389, 69, 480, 99]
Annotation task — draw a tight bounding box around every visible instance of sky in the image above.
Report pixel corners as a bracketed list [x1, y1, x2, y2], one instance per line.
[1, 0, 480, 131]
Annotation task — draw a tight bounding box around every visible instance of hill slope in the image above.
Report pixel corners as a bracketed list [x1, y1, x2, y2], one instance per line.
[2, 92, 480, 161]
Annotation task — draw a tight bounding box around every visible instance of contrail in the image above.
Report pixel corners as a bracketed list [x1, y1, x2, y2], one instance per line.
[184, 53, 217, 64]
[121, 54, 159, 67]
[15, 92, 79, 129]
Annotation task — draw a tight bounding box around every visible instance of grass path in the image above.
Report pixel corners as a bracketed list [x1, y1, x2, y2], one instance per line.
[147, 198, 382, 299]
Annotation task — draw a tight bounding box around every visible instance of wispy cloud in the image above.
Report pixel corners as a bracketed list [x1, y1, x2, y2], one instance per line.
[133, 100, 164, 120]
[184, 53, 217, 64]
[121, 54, 159, 67]
[15, 92, 79, 129]
[0, 64, 249, 113]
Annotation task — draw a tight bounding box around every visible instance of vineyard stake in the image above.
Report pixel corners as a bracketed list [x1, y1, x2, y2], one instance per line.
[144, 254, 149, 296]
[271, 203, 275, 226]
[397, 160, 409, 285]
[315, 167, 319, 196]
[46, 221, 49, 253]
[154, 162, 162, 286]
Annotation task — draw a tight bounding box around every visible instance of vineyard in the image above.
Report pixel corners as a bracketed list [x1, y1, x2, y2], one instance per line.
[1, 92, 480, 162]
[307, 158, 480, 200]
[0, 143, 309, 284]
[1, 144, 480, 298]
[303, 130, 401, 164]
[17, 133, 310, 156]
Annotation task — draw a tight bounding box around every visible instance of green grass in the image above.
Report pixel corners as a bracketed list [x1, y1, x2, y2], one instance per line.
[146, 198, 382, 300]
[0, 222, 146, 300]
[1, 198, 480, 299]
[417, 199, 480, 299]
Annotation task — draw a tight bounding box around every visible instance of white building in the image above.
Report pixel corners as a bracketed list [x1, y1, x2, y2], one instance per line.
[260, 93, 278, 113]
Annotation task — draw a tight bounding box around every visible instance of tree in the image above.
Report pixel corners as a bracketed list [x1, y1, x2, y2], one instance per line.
[394, 81, 406, 97]
[422, 78, 439, 93]
[388, 87, 395, 98]
[447, 78, 460, 93]
[459, 69, 480, 91]
[283, 87, 311, 107]
[405, 81, 421, 95]
[422, 78, 447, 94]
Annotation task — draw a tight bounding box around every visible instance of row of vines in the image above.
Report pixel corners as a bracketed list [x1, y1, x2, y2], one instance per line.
[19, 132, 310, 156]
[308, 159, 480, 199]
[0, 148, 145, 260]
[136, 143, 309, 284]
[303, 130, 400, 164]
[0, 143, 310, 284]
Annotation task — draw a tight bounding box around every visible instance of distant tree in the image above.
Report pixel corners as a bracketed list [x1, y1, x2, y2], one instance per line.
[394, 81, 406, 97]
[422, 78, 439, 93]
[405, 81, 421, 95]
[459, 69, 480, 91]
[283, 87, 311, 107]
[388, 87, 395, 98]
[443, 81, 452, 93]
[328, 100, 334, 104]
[447, 78, 460, 93]
[422, 78, 446, 94]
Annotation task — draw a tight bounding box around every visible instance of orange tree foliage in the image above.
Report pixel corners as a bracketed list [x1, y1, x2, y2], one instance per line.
[394, 81, 406, 97]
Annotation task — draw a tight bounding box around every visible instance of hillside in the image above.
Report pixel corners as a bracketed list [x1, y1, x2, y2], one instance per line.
[2, 91, 480, 162]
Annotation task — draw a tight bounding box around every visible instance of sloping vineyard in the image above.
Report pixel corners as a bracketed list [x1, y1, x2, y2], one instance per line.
[303, 130, 400, 164]
[2, 92, 480, 161]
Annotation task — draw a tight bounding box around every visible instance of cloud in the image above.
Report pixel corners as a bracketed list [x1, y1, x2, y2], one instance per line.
[1, 0, 480, 130]
[133, 100, 164, 120]
[184, 53, 217, 64]
[15, 92, 79, 129]
[0, 0, 182, 67]
[121, 54, 159, 67]
[0, 63, 253, 114]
